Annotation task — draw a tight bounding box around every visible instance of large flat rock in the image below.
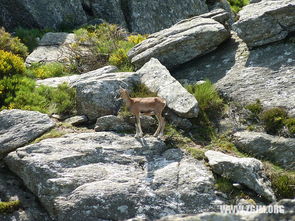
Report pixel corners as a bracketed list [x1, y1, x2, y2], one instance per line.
[5, 132, 222, 220]
[0, 109, 55, 157]
[72, 71, 140, 120]
[233, 131, 295, 170]
[216, 38, 295, 117]
[137, 58, 199, 118]
[233, 0, 295, 47]
[128, 16, 230, 69]
[205, 150, 276, 202]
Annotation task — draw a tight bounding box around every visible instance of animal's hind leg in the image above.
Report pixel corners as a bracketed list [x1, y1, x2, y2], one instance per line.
[158, 116, 165, 138]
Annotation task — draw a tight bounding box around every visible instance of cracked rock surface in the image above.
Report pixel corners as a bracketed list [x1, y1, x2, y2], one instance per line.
[205, 150, 276, 202]
[5, 132, 222, 220]
[233, 0, 295, 47]
[0, 109, 55, 158]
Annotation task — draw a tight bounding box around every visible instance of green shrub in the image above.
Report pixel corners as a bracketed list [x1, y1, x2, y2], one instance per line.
[0, 28, 28, 58]
[10, 83, 76, 115]
[73, 23, 147, 72]
[284, 118, 295, 134]
[26, 62, 70, 79]
[0, 200, 21, 214]
[0, 50, 25, 78]
[14, 27, 52, 52]
[227, 0, 249, 14]
[264, 162, 295, 199]
[260, 107, 288, 134]
[186, 80, 224, 142]
[186, 81, 224, 116]
[130, 83, 157, 98]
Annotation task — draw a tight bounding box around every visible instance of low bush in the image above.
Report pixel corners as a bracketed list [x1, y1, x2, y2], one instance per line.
[9, 83, 76, 115]
[260, 107, 288, 134]
[26, 62, 71, 79]
[186, 80, 224, 142]
[0, 28, 28, 58]
[227, 0, 249, 14]
[0, 200, 21, 214]
[73, 23, 147, 72]
[0, 50, 25, 78]
[245, 99, 263, 122]
[284, 118, 295, 135]
[264, 162, 295, 199]
[14, 27, 51, 52]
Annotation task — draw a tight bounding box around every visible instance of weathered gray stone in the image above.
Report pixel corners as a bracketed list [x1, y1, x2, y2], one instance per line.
[158, 199, 295, 220]
[205, 150, 276, 202]
[216, 40, 295, 117]
[25, 32, 76, 65]
[0, 0, 87, 31]
[233, 131, 295, 170]
[0, 109, 55, 157]
[5, 132, 222, 220]
[37, 65, 118, 88]
[94, 115, 133, 132]
[137, 58, 199, 118]
[128, 17, 230, 69]
[0, 165, 52, 221]
[72, 72, 140, 120]
[63, 115, 88, 126]
[89, 0, 127, 29]
[126, 0, 208, 34]
[233, 0, 295, 47]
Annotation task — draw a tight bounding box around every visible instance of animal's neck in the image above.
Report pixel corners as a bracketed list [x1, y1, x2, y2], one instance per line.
[123, 93, 132, 107]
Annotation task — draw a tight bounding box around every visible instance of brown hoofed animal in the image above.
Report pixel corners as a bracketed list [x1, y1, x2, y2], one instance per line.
[118, 87, 166, 138]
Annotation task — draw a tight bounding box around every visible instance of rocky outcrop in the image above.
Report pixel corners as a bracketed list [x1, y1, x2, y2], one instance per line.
[128, 16, 230, 69]
[233, 0, 295, 48]
[137, 58, 199, 118]
[5, 132, 222, 220]
[72, 71, 140, 120]
[216, 39, 295, 117]
[0, 109, 55, 158]
[37, 65, 118, 87]
[0, 0, 87, 30]
[25, 32, 76, 65]
[0, 165, 52, 221]
[94, 115, 156, 134]
[233, 131, 295, 170]
[205, 150, 276, 202]
[126, 0, 208, 34]
[158, 199, 295, 221]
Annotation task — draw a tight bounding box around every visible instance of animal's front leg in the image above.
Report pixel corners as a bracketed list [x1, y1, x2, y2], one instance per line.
[135, 114, 143, 137]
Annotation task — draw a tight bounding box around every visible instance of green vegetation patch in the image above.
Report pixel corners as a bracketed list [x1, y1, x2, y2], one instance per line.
[26, 62, 71, 79]
[0, 200, 21, 214]
[0, 28, 28, 59]
[260, 107, 288, 135]
[186, 80, 224, 143]
[264, 162, 295, 199]
[227, 0, 250, 14]
[14, 27, 51, 52]
[73, 23, 147, 72]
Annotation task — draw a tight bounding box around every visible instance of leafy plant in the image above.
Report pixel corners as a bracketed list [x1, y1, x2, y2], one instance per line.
[0, 28, 28, 58]
[0, 200, 21, 214]
[73, 23, 147, 72]
[0, 50, 25, 78]
[260, 107, 288, 134]
[284, 118, 295, 135]
[245, 99, 263, 122]
[14, 27, 51, 52]
[26, 62, 71, 79]
[264, 162, 295, 199]
[227, 0, 249, 14]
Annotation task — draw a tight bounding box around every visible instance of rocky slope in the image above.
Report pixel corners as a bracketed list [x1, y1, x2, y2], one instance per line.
[1, 0, 295, 220]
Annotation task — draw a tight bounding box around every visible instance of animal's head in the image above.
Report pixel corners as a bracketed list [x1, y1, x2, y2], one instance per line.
[115, 86, 129, 101]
